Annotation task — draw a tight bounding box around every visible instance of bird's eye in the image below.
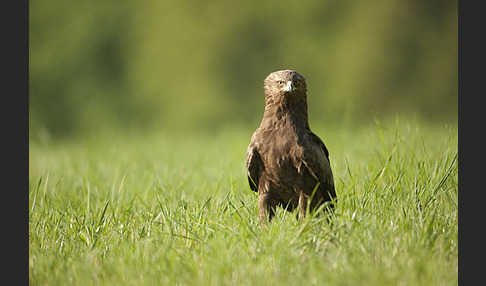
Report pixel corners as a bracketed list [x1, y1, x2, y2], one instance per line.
[277, 81, 284, 85]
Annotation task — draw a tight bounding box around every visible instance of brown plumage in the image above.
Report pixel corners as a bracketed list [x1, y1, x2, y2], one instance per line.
[246, 70, 336, 224]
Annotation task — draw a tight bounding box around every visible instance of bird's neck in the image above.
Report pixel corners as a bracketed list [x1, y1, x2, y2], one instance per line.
[261, 97, 310, 131]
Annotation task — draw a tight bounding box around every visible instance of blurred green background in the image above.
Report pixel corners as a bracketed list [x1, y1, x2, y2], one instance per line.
[29, 0, 457, 141]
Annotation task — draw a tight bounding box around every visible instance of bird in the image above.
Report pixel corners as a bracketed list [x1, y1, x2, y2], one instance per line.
[245, 69, 336, 224]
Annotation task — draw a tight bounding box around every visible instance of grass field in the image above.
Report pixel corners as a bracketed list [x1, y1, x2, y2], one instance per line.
[29, 119, 457, 285]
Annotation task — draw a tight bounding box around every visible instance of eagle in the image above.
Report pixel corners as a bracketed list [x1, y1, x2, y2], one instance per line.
[245, 70, 336, 224]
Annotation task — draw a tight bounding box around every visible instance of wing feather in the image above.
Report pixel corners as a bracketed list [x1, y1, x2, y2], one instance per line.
[246, 144, 262, 192]
[302, 132, 336, 199]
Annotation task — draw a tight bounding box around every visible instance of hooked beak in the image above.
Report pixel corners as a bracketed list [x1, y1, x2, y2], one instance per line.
[283, 80, 294, 92]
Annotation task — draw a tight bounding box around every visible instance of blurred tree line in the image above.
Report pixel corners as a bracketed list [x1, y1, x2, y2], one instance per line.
[30, 0, 457, 140]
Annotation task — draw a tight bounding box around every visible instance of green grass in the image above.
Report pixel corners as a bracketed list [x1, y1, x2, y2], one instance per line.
[29, 119, 457, 285]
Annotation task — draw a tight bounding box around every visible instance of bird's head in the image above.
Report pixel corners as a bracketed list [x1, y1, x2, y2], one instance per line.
[263, 70, 307, 103]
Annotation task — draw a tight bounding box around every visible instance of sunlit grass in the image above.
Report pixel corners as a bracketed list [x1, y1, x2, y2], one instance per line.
[29, 119, 457, 285]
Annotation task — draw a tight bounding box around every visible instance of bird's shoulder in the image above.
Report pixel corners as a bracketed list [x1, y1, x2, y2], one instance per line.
[246, 128, 263, 155]
[248, 126, 282, 150]
[302, 130, 329, 159]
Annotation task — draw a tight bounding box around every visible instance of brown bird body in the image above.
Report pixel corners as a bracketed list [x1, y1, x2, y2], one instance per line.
[246, 70, 336, 223]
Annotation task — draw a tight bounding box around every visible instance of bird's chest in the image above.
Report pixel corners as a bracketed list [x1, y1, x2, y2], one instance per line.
[259, 128, 305, 177]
